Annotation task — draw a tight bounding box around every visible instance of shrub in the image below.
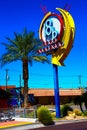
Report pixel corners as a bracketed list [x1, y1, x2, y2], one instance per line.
[83, 110, 87, 116]
[37, 106, 54, 125]
[67, 111, 76, 118]
[73, 108, 82, 116]
[61, 105, 73, 117]
[51, 112, 56, 118]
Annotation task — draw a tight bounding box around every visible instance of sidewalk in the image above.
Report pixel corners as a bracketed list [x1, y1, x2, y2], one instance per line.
[1, 117, 87, 130]
[0, 117, 37, 129]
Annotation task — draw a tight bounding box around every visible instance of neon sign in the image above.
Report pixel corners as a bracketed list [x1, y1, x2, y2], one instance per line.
[38, 7, 75, 118]
[38, 8, 75, 66]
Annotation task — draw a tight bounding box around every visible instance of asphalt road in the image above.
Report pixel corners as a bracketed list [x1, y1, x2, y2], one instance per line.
[3, 120, 87, 130]
[29, 120, 87, 130]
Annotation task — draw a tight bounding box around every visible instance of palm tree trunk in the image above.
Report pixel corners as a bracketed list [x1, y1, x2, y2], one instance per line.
[23, 59, 28, 108]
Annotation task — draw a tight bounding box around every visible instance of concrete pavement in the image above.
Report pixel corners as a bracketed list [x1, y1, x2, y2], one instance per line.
[2, 119, 87, 130]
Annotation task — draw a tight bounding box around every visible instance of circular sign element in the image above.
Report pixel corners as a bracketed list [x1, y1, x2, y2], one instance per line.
[39, 12, 64, 44]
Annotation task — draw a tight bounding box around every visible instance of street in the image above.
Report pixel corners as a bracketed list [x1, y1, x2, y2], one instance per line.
[4, 120, 87, 130]
[29, 120, 87, 130]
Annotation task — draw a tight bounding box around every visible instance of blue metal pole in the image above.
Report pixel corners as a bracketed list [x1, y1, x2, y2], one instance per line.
[53, 64, 60, 118]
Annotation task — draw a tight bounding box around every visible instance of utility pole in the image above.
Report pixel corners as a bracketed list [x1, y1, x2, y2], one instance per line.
[78, 75, 82, 88]
[20, 74, 22, 87]
[19, 74, 22, 108]
[6, 69, 9, 90]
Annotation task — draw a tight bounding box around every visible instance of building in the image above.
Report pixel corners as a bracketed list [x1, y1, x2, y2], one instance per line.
[28, 88, 83, 105]
[0, 85, 16, 90]
[0, 85, 83, 106]
[0, 85, 19, 108]
[0, 88, 11, 108]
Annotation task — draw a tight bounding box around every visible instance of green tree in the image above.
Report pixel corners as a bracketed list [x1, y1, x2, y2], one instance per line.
[82, 92, 87, 110]
[0, 28, 49, 108]
[73, 96, 83, 112]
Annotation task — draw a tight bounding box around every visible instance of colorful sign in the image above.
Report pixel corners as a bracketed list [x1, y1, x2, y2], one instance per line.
[38, 8, 75, 66]
[38, 12, 64, 54]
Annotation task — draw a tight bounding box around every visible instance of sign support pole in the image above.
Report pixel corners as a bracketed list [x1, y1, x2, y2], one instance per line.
[53, 64, 60, 118]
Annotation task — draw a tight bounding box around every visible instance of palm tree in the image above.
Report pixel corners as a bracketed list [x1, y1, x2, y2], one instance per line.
[0, 28, 49, 108]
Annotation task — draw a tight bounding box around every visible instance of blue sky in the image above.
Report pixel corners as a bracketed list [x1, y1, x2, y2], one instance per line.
[0, 0, 87, 89]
